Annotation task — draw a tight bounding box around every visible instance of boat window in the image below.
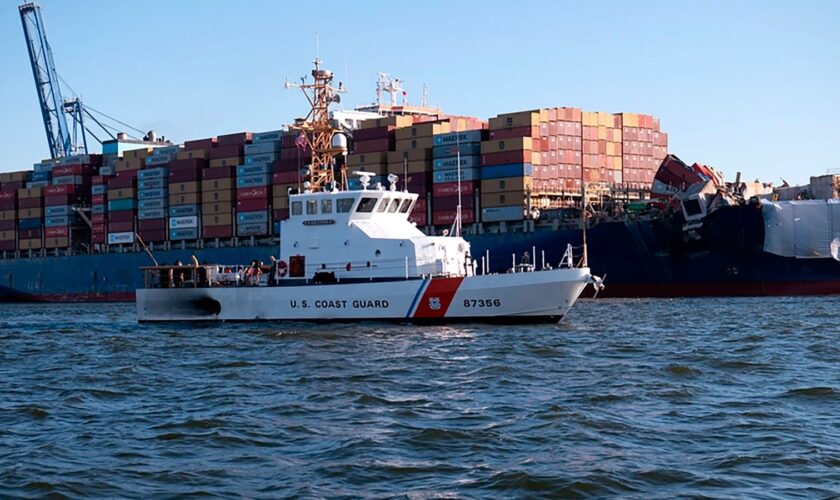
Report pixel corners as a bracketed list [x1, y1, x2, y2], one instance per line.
[388, 198, 400, 213]
[356, 197, 377, 213]
[337, 198, 354, 213]
[291, 201, 302, 216]
[398, 199, 413, 213]
[377, 197, 391, 213]
[321, 199, 333, 214]
[306, 200, 318, 215]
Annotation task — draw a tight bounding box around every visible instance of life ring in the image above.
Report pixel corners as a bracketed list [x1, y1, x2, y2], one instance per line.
[277, 260, 288, 278]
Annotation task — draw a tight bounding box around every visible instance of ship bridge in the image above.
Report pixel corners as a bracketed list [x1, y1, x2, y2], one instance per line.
[280, 183, 470, 280]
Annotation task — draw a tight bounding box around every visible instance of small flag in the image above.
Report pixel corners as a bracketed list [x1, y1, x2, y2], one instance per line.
[295, 131, 307, 150]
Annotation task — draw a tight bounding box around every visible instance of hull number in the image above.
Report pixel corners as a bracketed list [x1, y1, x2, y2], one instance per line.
[463, 299, 502, 308]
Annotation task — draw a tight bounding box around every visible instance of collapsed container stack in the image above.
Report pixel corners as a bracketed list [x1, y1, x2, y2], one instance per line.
[43, 154, 96, 249]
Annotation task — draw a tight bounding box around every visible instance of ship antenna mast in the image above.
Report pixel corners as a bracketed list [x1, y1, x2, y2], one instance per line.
[285, 58, 348, 192]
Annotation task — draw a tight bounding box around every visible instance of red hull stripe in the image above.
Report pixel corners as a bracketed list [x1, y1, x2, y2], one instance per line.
[412, 277, 464, 318]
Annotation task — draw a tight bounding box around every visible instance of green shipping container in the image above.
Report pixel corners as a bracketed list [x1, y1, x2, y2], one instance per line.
[108, 199, 137, 211]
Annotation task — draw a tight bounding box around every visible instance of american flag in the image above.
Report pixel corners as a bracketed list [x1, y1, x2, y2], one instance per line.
[295, 131, 307, 150]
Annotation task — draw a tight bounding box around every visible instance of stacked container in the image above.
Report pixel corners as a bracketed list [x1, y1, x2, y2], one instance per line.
[0, 185, 17, 252]
[193, 136, 230, 240]
[237, 132, 274, 238]
[168, 157, 205, 242]
[619, 113, 667, 188]
[431, 129, 484, 226]
[17, 186, 43, 251]
[106, 172, 137, 246]
[44, 154, 97, 249]
[90, 173, 108, 245]
[137, 165, 169, 243]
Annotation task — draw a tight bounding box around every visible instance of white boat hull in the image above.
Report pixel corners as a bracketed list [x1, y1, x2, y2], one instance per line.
[136, 268, 592, 323]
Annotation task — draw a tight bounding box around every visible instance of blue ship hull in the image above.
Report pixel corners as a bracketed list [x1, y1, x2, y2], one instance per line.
[1, 205, 839, 301]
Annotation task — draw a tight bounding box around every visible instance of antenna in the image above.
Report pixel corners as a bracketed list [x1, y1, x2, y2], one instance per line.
[422, 84, 429, 108]
[315, 32, 319, 59]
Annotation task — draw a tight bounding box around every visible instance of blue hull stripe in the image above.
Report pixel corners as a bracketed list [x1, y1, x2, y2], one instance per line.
[406, 279, 429, 318]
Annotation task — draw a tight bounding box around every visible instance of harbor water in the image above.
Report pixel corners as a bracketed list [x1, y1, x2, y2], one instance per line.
[0, 298, 838, 497]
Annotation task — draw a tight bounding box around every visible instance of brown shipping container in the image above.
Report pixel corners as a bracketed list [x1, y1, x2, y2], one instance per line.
[115, 158, 144, 172]
[169, 193, 200, 205]
[19, 238, 42, 250]
[202, 213, 233, 227]
[18, 187, 43, 199]
[386, 149, 433, 164]
[108, 211, 133, 223]
[217, 132, 252, 147]
[359, 115, 413, 130]
[18, 198, 42, 209]
[201, 202, 233, 215]
[209, 157, 241, 168]
[169, 158, 208, 171]
[209, 144, 244, 160]
[108, 188, 136, 200]
[352, 126, 395, 141]
[273, 184, 296, 198]
[480, 150, 533, 167]
[272, 196, 289, 209]
[480, 137, 533, 155]
[184, 138, 216, 151]
[432, 195, 475, 211]
[201, 178, 234, 191]
[489, 110, 546, 130]
[0, 210, 15, 221]
[123, 147, 153, 159]
[44, 236, 70, 249]
[108, 221, 134, 232]
[176, 149, 209, 160]
[481, 192, 527, 208]
[0, 230, 15, 240]
[168, 169, 201, 183]
[347, 152, 389, 167]
[395, 137, 434, 151]
[481, 176, 533, 194]
[138, 218, 166, 231]
[395, 121, 451, 142]
[0, 171, 30, 183]
[202, 189, 233, 203]
[170, 181, 199, 194]
[18, 207, 43, 218]
[354, 138, 395, 154]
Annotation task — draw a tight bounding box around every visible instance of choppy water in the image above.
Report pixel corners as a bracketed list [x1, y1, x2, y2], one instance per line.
[0, 298, 838, 498]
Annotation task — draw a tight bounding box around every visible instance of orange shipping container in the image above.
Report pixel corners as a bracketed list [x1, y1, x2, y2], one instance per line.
[169, 193, 200, 205]
[387, 149, 433, 164]
[45, 236, 70, 249]
[360, 115, 413, 130]
[395, 121, 451, 141]
[170, 181, 199, 194]
[17, 187, 43, 199]
[394, 136, 434, 151]
[176, 149, 209, 160]
[209, 157, 241, 168]
[202, 213, 233, 227]
[19, 238, 42, 250]
[202, 178, 234, 191]
[481, 176, 533, 194]
[201, 201, 233, 215]
[480, 137, 533, 155]
[0, 230, 15, 240]
[0, 210, 15, 221]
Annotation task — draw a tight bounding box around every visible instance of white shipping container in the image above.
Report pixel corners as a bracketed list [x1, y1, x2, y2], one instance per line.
[169, 215, 198, 229]
[108, 232, 135, 245]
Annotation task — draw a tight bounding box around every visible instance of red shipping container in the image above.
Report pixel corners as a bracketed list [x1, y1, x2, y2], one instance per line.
[108, 174, 136, 188]
[203, 166, 234, 180]
[169, 158, 208, 171]
[217, 132, 252, 147]
[203, 224, 233, 238]
[1, 181, 25, 191]
[138, 218, 166, 231]
[273, 157, 309, 173]
[138, 228, 167, 242]
[18, 198, 42, 209]
[53, 165, 91, 176]
[208, 144, 244, 159]
[45, 184, 77, 196]
[433, 208, 474, 226]
[45, 195, 74, 207]
[92, 175, 106, 185]
[20, 228, 42, 238]
[273, 208, 289, 221]
[432, 181, 476, 197]
[0, 220, 15, 230]
[91, 214, 105, 224]
[92, 233, 106, 244]
[353, 137, 395, 154]
[488, 126, 539, 141]
[237, 186, 268, 201]
[413, 197, 427, 213]
[432, 195, 475, 211]
[0, 191, 16, 201]
[236, 198, 269, 212]
[91, 194, 105, 205]
[108, 211, 134, 223]
[108, 221, 134, 232]
[0, 200, 15, 210]
[45, 226, 69, 238]
[353, 126, 395, 142]
[92, 223, 105, 233]
[0, 240, 14, 251]
[184, 138, 216, 151]
[169, 169, 201, 182]
[272, 171, 299, 184]
[480, 150, 532, 167]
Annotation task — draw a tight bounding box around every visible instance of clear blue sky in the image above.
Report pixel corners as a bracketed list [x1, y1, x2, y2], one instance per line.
[0, 0, 837, 185]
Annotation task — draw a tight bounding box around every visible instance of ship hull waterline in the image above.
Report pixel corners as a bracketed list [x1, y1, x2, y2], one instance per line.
[136, 268, 591, 323]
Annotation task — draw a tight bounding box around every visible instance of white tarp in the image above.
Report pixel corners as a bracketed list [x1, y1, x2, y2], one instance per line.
[762, 200, 840, 260]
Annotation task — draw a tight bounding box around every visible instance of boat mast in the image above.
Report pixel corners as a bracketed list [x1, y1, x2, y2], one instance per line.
[285, 58, 347, 192]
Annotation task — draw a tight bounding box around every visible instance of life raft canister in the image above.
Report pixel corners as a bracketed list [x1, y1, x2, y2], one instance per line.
[277, 260, 288, 278]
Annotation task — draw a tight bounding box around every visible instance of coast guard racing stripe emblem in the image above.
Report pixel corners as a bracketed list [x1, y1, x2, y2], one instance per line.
[412, 277, 464, 318]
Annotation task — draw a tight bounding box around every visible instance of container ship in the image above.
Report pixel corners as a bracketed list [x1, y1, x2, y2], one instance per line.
[2, 4, 839, 302]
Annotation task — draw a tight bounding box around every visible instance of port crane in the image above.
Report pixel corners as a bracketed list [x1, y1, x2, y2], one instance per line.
[18, 2, 150, 159]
